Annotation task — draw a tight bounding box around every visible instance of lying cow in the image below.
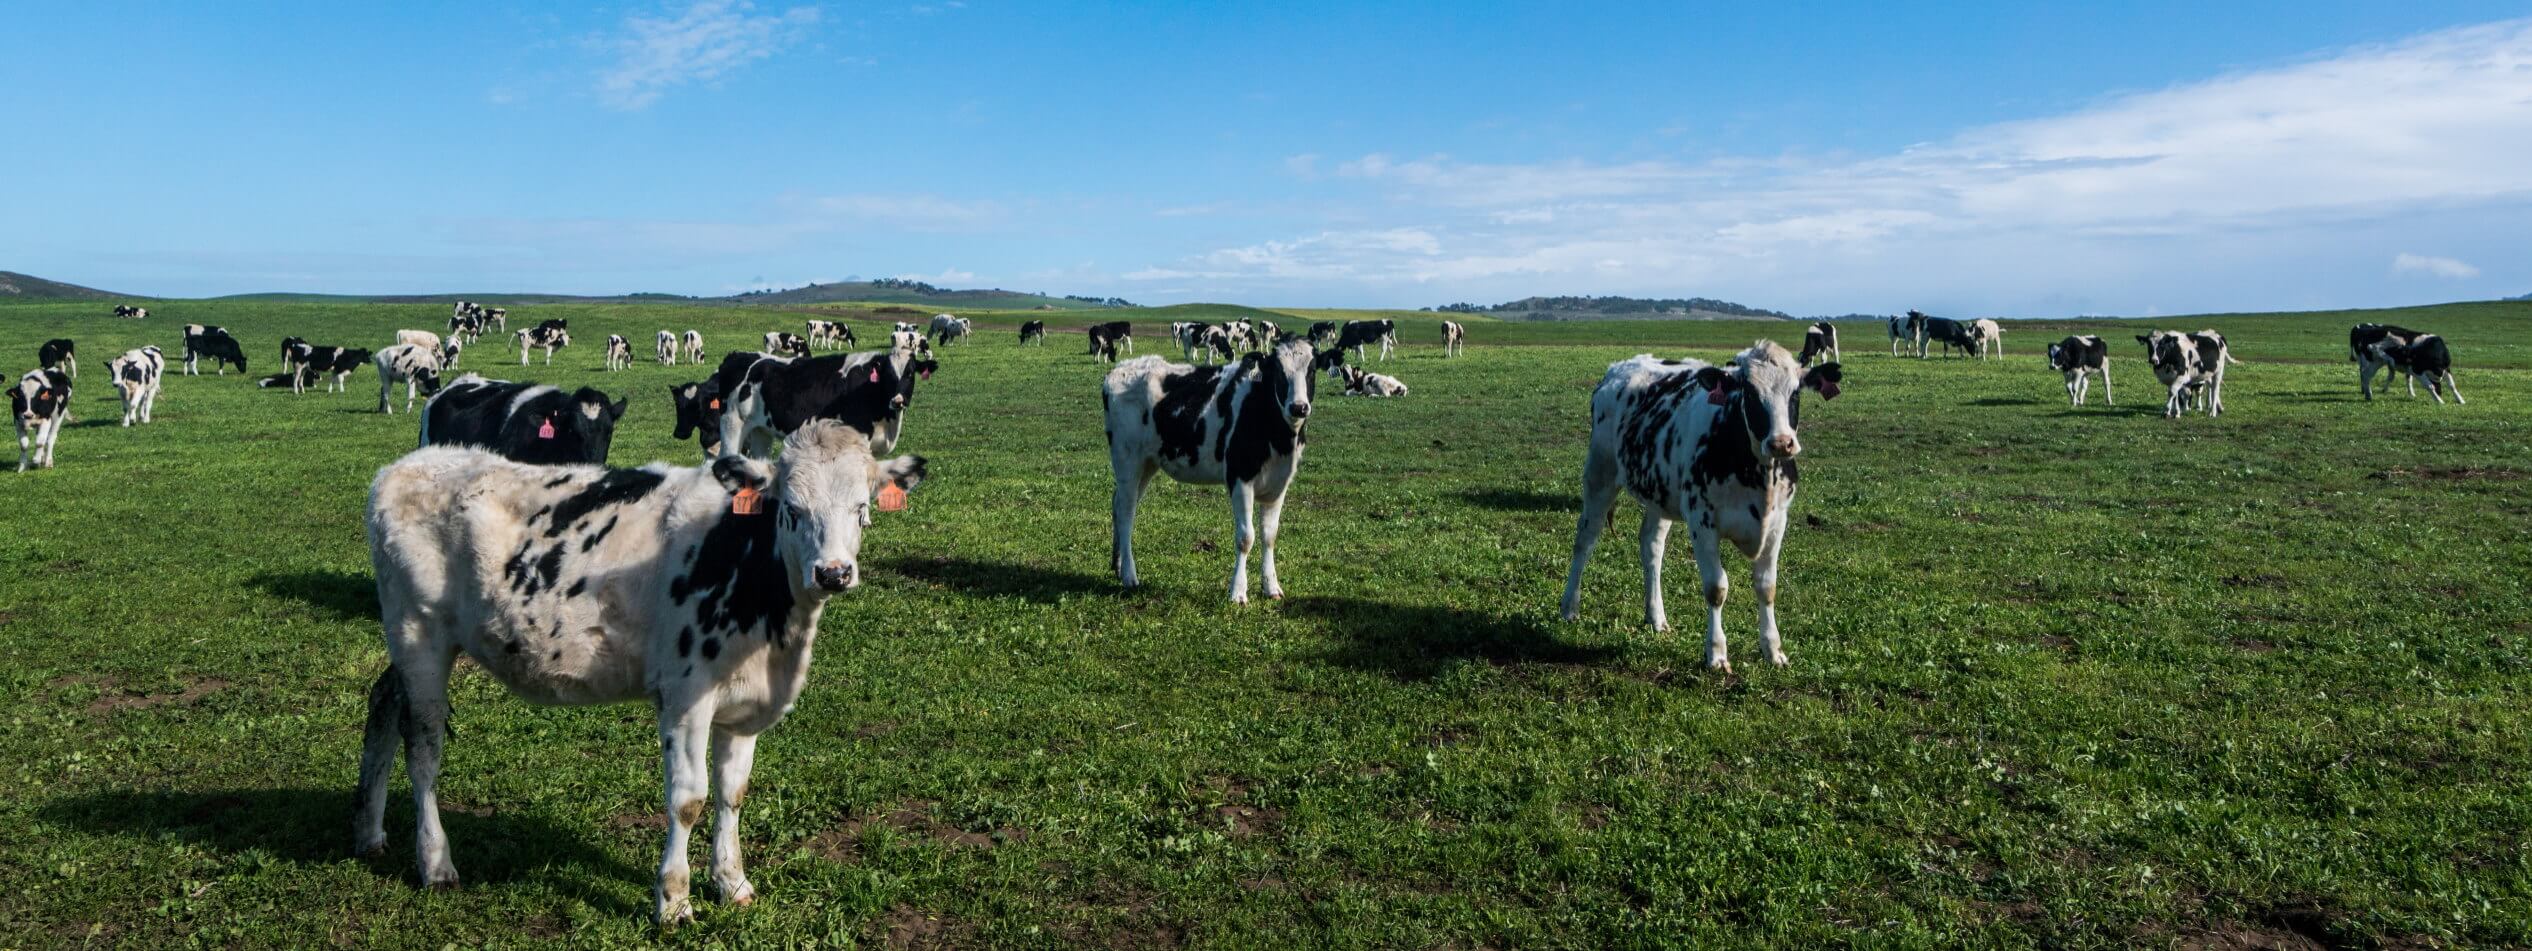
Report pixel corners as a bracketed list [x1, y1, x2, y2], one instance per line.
[183, 324, 245, 376]
[420, 375, 630, 465]
[108, 346, 164, 427]
[2349, 323, 2424, 400]
[1441, 320, 1466, 358]
[11, 369, 71, 471]
[925, 314, 972, 346]
[1101, 334, 1316, 603]
[2364, 334, 2463, 405]
[356, 421, 926, 923]
[763, 332, 811, 359]
[605, 335, 634, 372]
[1337, 365, 1408, 397]
[1019, 320, 1046, 346]
[517, 325, 570, 366]
[1334, 319, 1395, 362]
[669, 379, 726, 457]
[1559, 341, 1844, 670]
[1798, 321, 1839, 367]
[2046, 335, 2112, 406]
[373, 343, 444, 414]
[38, 339, 76, 379]
[2136, 330, 2236, 418]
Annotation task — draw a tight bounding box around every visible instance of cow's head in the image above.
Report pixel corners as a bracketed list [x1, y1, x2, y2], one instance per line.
[12, 371, 69, 424]
[563, 387, 631, 462]
[1259, 333, 1316, 423]
[2136, 332, 2181, 368]
[719, 421, 926, 593]
[1698, 341, 1840, 461]
[2047, 341, 2069, 371]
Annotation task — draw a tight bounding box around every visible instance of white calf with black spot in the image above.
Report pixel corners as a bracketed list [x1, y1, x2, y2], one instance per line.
[107, 346, 165, 426]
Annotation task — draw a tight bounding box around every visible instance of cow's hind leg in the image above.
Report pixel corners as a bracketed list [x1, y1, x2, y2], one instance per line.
[1637, 511, 1673, 633]
[709, 726, 760, 907]
[397, 654, 459, 888]
[1560, 445, 1622, 621]
[1111, 459, 1154, 588]
[354, 666, 405, 856]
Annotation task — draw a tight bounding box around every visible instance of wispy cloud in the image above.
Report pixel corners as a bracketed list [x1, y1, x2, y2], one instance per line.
[596, 0, 822, 111]
[2392, 252, 2479, 278]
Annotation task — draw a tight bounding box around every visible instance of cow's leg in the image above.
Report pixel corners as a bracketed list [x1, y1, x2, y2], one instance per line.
[354, 666, 405, 856]
[1685, 522, 1729, 669]
[379, 378, 393, 414]
[2207, 372, 2224, 418]
[1227, 479, 1258, 604]
[1111, 460, 1153, 588]
[2100, 365, 2112, 405]
[1256, 460, 1296, 600]
[2358, 360, 2376, 400]
[1637, 511, 1673, 632]
[2065, 372, 2081, 406]
[1753, 519, 1789, 667]
[2444, 373, 2464, 405]
[654, 692, 715, 924]
[19, 425, 34, 472]
[397, 652, 460, 888]
[1560, 446, 1621, 621]
[708, 726, 760, 907]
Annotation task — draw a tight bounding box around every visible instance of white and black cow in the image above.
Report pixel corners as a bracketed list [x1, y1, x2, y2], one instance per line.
[713, 343, 937, 461]
[1306, 320, 1342, 347]
[1334, 319, 1396, 362]
[1441, 320, 1466, 358]
[1560, 342, 1844, 670]
[108, 346, 164, 427]
[2136, 330, 2236, 418]
[357, 422, 926, 923]
[38, 339, 76, 380]
[669, 379, 727, 458]
[1888, 313, 1917, 356]
[1101, 334, 1316, 603]
[2365, 334, 2463, 405]
[373, 343, 445, 414]
[1088, 321, 1134, 361]
[269, 344, 368, 394]
[2046, 335, 2112, 406]
[114, 305, 150, 319]
[1918, 314, 1976, 359]
[484, 308, 510, 332]
[925, 314, 972, 346]
[518, 325, 571, 366]
[11, 369, 72, 471]
[605, 335, 634, 372]
[804, 319, 854, 351]
[420, 375, 631, 465]
[892, 321, 920, 335]
[762, 332, 811, 360]
[1019, 320, 1046, 346]
[682, 330, 706, 365]
[654, 331, 678, 367]
[1797, 321, 1839, 367]
[440, 336, 465, 370]
[1337, 365, 1408, 397]
[1968, 319, 2004, 360]
[449, 306, 485, 342]
[183, 324, 246, 376]
[2350, 323, 2425, 400]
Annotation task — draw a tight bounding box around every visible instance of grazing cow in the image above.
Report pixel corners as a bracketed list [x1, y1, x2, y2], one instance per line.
[1918, 314, 1976, 359]
[1559, 342, 1845, 669]
[107, 346, 165, 427]
[804, 319, 853, 351]
[1101, 334, 1316, 603]
[656, 331, 678, 366]
[1218, 321, 1257, 354]
[1019, 320, 1046, 346]
[484, 308, 510, 332]
[1441, 320, 1466, 358]
[1968, 319, 2004, 360]
[2046, 335, 2112, 406]
[1307, 321, 1342, 347]
[38, 339, 76, 380]
[1888, 314, 1915, 356]
[449, 309, 484, 342]
[357, 421, 926, 922]
[669, 379, 726, 457]
[11, 369, 72, 471]
[605, 335, 634, 372]
[2350, 324, 2425, 400]
[925, 314, 972, 347]
[1337, 365, 1408, 397]
[681, 330, 706, 365]
[420, 375, 630, 465]
[2365, 334, 2463, 404]
[2135, 330, 2236, 418]
[272, 343, 362, 394]
[715, 345, 938, 461]
[1334, 319, 1396, 362]
[1087, 323, 1128, 363]
[373, 343, 445, 414]
[517, 325, 570, 366]
[1089, 321, 1134, 357]
[1798, 322, 1840, 367]
[183, 324, 246, 376]
[762, 332, 811, 359]
[397, 330, 442, 354]
[441, 336, 465, 370]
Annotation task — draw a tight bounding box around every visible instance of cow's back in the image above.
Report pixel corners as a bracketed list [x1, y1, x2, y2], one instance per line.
[1590, 356, 1719, 515]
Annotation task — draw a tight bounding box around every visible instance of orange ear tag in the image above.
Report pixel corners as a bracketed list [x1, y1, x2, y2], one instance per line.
[730, 487, 764, 515]
[876, 484, 908, 512]
[708, 398, 721, 410]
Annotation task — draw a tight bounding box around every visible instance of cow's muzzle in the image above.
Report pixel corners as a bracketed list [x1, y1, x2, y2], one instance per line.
[1288, 401, 1311, 419]
[1766, 434, 1801, 458]
[813, 561, 857, 592]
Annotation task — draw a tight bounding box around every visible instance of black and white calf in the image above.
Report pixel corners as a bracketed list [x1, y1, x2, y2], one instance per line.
[11, 369, 71, 471]
[1334, 319, 1396, 362]
[1918, 315, 1976, 358]
[373, 343, 445, 414]
[108, 346, 164, 427]
[2136, 330, 2236, 418]
[2046, 335, 2112, 406]
[1337, 365, 1408, 397]
[484, 308, 510, 332]
[657, 331, 680, 367]
[183, 324, 245, 376]
[1441, 320, 1466, 358]
[682, 330, 706, 365]
[605, 335, 634, 372]
[1101, 335, 1316, 603]
[440, 336, 465, 370]
[517, 325, 571, 366]
[2364, 334, 2463, 405]
[925, 314, 972, 346]
[267, 344, 368, 394]
[38, 339, 76, 380]
[669, 379, 727, 457]
[1798, 321, 1839, 366]
[762, 332, 811, 359]
[2349, 323, 2424, 400]
[1018, 320, 1046, 346]
[420, 375, 631, 465]
[1968, 319, 2004, 360]
[358, 422, 925, 923]
[1560, 342, 1845, 670]
[714, 344, 937, 461]
[804, 319, 854, 351]
[1088, 321, 1134, 360]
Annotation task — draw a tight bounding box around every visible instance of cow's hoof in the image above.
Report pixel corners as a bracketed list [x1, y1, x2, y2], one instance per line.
[355, 839, 386, 859]
[425, 875, 461, 891]
[657, 901, 695, 926]
[1229, 594, 1249, 606]
[1769, 652, 1789, 667]
[1706, 656, 1732, 673]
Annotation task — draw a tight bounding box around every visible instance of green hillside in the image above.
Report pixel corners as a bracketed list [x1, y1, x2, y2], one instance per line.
[0, 271, 132, 301]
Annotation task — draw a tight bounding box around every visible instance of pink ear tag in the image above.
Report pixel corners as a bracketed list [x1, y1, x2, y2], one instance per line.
[869, 367, 880, 383]
[538, 417, 556, 439]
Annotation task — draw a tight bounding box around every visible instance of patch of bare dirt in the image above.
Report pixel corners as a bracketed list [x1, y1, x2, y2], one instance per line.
[877, 904, 972, 949]
[809, 800, 1026, 861]
[854, 720, 899, 739]
[88, 676, 228, 715]
[1199, 776, 1282, 839]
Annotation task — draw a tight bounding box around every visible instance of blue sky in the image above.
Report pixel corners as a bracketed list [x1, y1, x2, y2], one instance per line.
[3, 2, 2527, 315]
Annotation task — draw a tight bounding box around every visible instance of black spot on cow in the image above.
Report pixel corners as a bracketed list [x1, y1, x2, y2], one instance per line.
[580, 514, 620, 552]
[701, 638, 721, 660]
[1219, 356, 1303, 485]
[1150, 366, 1223, 468]
[566, 578, 587, 597]
[542, 475, 573, 489]
[505, 639, 521, 654]
[671, 510, 797, 644]
[545, 468, 664, 537]
[677, 627, 694, 657]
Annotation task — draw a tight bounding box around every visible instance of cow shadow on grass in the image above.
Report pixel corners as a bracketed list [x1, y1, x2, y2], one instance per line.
[1967, 397, 2041, 406]
[40, 788, 648, 913]
[1457, 487, 1573, 513]
[1284, 596, 1617, 681]
[2049, 403, 2165, 418]
[251, 570, 381, 622]
[876, 555, 1116, 604]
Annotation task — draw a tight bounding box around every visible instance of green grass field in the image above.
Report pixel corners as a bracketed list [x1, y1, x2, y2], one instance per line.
[2, 299, 2527, 948]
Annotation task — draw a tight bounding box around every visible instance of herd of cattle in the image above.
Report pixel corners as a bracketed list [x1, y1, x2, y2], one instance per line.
[10, 300, 2482, 924]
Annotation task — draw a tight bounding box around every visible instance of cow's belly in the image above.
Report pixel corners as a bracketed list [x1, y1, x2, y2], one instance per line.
[1154, 452, 1225, 487]
[457, 598, 652, 707]
[1704, 486, 1781, 556]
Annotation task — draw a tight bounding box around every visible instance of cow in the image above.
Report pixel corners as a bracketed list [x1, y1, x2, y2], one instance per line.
[804, 319, 854, 351]
[449, 307, 484, 342]
[669, 379, 727, 458]
[517, 325, 571, 366]
[656, 331, 679, 366]
[114, 305, 149, 319]
[373, 343, 445, 414]
[681, 330, 706, 365]
[484, 308, 510, 332]
[183, 324, 246, 376]
[605, 335, 634, 372]
[2364, 334, 2463, 405]
[1101, 334, 1316, 603]
[1441, 320, 1466, 358]
[397, 330, 443, 354]
[1337, 365, 1408, 397]
[107, 346, 164, 427]
[1968, 319, 2004, 360]
[2046, 335, 2112, 406]
[925, 314, 972, 347]
[420, 375, 631, 465]
[356, 421, 927, 923]
[1918, 314, 1976, 359]
[2350, 324, 2425, 400]
[38, 339, 76, 380]
[1559, 341, 1845, 670]
[313, 347, 373, 394]
[714, 344, 937, 461]
[762, 332, 811, 359]
[1219, 321, 1257, 354]
[1088, 321, 1134, 359]
[1334, 320, 1396, 362]
[1018, 320, 1046, 346]
[1311, 344, 1348, 381]
[2136, 330, 2237, 418]
[1307, 321, 1342, 347]
[1888, 314, 1916, 356]
[11, 369, 72, 471]
[272, 343, 364, 394]
[1797, 322, 1839, 367]
[892, 321, 920, 335]
[441, 336, 465, 370]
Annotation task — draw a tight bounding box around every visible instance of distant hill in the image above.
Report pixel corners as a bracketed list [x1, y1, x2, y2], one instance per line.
[2509, 293, 2531, 301]
[736, 279, 1131, 310]
[0, 271, 131, 301]
[1431, 295, 1792, 321]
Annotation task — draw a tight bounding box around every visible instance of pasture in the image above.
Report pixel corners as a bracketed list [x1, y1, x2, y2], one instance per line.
[2, 299, 2528, 948]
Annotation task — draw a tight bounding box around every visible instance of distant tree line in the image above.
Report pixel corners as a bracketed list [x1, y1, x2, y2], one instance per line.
[1064, 294, 1138, 307]
[1424, 295, 1794, 319]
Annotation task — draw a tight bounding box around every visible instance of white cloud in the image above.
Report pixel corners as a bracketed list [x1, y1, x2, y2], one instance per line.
[2392, 252, 2479, 278]
[596, 0, 822, 111]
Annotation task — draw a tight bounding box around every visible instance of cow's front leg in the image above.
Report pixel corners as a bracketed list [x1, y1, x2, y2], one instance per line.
[655, 694, 715, 924]
[1257, 485, 1289, 600]
[709, 726, 759, 907]
[1753, 520, 1788, 667]
[1637, 511, 1672, 632]
[1226, 479, 1257, 604]
[1687, 521, 1729, 670]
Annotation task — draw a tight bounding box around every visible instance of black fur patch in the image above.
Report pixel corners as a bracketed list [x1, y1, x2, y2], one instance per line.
[666, 510, 797, 644]
[1150, 366, 1224, 468]
[545, 469, 664, 537]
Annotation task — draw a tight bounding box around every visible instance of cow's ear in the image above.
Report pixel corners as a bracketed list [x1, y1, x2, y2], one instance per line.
[873, 454, 928, 495]
[2135, 335, 2152, 344]
[1803, 363, 1843, 400]
[609, 395, 631, 420]
[1690, 366, 1733, 391]
[710, 455, 772, 495]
